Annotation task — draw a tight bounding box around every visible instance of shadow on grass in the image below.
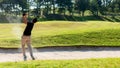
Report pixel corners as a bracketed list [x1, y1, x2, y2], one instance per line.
[0, 14, 120, 23]
[42, 14, 104, 22]
[39, 14, 120, 22]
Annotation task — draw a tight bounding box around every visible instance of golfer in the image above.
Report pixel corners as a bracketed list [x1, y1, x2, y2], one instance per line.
[21, 13, 37, 61]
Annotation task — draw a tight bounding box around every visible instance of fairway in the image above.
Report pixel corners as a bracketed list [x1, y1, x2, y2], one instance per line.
[0, 58, 120, 68]
[0, 21, 120, 48]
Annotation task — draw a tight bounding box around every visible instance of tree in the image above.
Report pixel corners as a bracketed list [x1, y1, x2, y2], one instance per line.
[50, 0, 56, 14]
[114, 0, 120, 13]
[0, 0, 17, 15]
[36, 0, 45, 17]
[89, 0, 103, 16]
[56, 0, 66, 15]
[65, 0, 73, 15]
[75, 0, 89, 16]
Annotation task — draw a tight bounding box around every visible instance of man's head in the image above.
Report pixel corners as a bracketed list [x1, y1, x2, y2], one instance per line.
[22, 13, 28, 18]
[22, 13, 28, 24]
[23, 13, 28, 16]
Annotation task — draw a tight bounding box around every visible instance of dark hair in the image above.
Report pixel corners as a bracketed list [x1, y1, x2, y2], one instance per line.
[23, 13, 27, 16]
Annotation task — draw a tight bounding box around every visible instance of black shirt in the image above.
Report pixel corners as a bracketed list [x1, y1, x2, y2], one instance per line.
[23, 22, 34, 36]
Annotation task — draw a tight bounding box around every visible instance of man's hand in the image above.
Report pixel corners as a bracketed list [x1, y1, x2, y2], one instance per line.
[32, 18, 37, 23]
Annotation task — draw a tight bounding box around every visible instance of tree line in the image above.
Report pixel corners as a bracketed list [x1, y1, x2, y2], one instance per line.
[0, 0, 120, 17]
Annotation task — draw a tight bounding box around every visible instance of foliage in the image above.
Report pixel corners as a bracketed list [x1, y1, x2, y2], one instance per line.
[0, 0, 119, 17]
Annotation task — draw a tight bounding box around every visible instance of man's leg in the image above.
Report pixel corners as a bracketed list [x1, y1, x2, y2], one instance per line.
[21, 36, 27, 61]
[27, 36, 35, 60]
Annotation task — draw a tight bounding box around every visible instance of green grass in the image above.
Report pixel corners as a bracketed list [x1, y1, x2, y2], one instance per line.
[1, 58, 120, 68]
[1, 21, 120, 48]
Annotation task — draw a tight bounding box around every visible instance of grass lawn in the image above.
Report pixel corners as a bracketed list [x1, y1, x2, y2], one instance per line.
[0, 21, 120, 48]
[0, 58, 120, 68]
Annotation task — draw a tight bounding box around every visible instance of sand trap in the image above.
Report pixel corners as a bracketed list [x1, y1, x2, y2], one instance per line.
[0, 46, 120, 62]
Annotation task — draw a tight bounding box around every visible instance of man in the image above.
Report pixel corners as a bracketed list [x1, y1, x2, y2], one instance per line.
[21, 13, 37, 61]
